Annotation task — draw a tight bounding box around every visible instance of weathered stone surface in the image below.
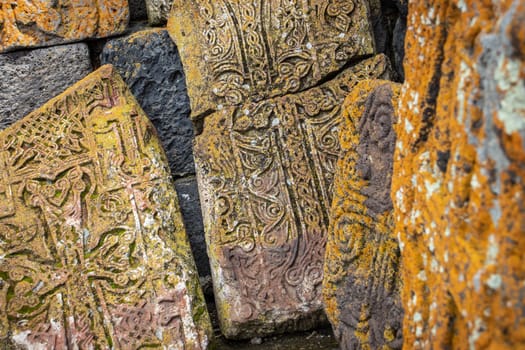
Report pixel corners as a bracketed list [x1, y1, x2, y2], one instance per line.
[394, 1, 525, 349]
[167, 0, 375, 118]
[0, 65, 212, 349]
[194, 54, 391, 339]
[0, 0, 129, 53]
[130, 0, 148, 20]
[145, 0, 171, 25]
[175, 177, 210, 278]
[101, 28, 194, 177]
[323, 80, 403, 350]
[368, 0, 406, 81]
[0, 43, 92, 130]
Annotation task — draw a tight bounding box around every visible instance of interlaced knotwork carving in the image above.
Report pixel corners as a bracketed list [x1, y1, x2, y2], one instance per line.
[0, 66, 211, 349]
[168, 0, 375, 118]
[194, 55, 391, 337]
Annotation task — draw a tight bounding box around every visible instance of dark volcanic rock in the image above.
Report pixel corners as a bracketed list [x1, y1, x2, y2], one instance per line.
[129, 0, 148, 20]
[370, 0, 407, 81]
[175, 177, 210, 277]
[100, 28, 195, 177]
[0, 44, 92, 129]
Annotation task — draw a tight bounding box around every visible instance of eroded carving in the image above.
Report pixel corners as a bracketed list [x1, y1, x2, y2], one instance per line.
[323, 81, 403, 350]
[0, 0, 128, 52]
[0, 65, 211, 349]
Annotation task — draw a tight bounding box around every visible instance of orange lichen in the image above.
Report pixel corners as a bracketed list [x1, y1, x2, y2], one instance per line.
[394, 1, 525, 348]
[323, 79, 403, 349]
[0, 0, 129, 52]
[0, 65, 212, 349]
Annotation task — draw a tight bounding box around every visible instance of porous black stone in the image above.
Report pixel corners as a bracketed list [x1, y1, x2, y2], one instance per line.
[129, 0, 148, 20]
[0, 44, 92, 129]
[175, 177, 210, 277]
[100, 29, 195, 177]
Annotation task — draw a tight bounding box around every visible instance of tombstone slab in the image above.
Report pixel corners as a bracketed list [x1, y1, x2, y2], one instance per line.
[167, 0, 375, 118]
[0, 0, 129, 53]
[194, 54, 391, 339]
[394, 0, 525, 348]
[0, 43, 92, 130]
[323, 80, 403, 350]
[0, 65, 212, 349]
[100, 29, 194, 177]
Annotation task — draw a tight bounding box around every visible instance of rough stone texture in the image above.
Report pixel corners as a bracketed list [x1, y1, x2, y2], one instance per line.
[323, 80, 403, 350]
[194, 55, 391, 339]
[0, 0, 129, 53]
[0, 43, 92, 130]
[0, 65, 212, 349]
[145, 0, 171, 25]
[100, 29, 194, 177]
[130, 0, 148, 20]
[369, 0, 405, 82]
[394, 1, 525, 349]
[167, 0, 375, 118]
[175, 177, 210, 277]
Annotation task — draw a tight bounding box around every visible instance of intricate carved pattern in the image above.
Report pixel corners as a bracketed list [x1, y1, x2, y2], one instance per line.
[194, 55, 391, 338]
[0, 66, 211, 349]
[323, 81, 403, 350]
[0, 0, 128, 52]
[168, 0, 375, 117]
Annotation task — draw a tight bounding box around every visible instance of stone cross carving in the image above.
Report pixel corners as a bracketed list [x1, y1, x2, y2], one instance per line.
[0, 66, 211, 349]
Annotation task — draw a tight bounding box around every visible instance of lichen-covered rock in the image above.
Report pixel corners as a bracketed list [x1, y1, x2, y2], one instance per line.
[100, 28, 194, 177]
[167, 0, 375, 118]
[194, 55, 391, 339]
[394, 1, 525, 349]
[0, 0, 129, 53]
[0, 65, 212, 349]
[145, 0, 171, 25]
[0, 43, 92, 129]
[323, 80, 403, 350]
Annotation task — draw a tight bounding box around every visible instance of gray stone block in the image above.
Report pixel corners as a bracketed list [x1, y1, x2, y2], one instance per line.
[100, 29, 195, 177]
[0, 44, 92, 129]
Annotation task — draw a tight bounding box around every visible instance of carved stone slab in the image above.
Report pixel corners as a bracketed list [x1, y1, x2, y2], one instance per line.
[0, 65, 212, 349]
[323, 80, 403, 350]
[0, 0, 129, 53]
[0, 43, 92, 130]
[194, 55, 391, 339]
[167, 0, 375, 118]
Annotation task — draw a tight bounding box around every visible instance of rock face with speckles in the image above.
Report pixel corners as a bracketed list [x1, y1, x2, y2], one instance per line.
[393, 1, 525, 349]
[0, 65, 212, 349]
[0, 43, 92, 130]
[0, 0, 129, 53]
[194, 55, 392, 339]
[323, 80, 403, 350]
